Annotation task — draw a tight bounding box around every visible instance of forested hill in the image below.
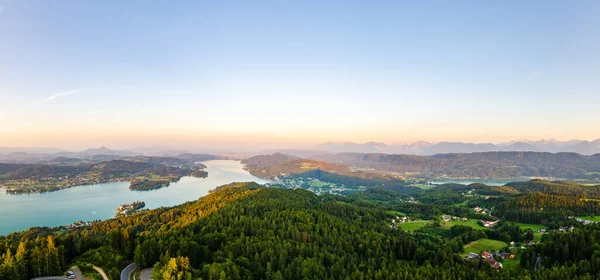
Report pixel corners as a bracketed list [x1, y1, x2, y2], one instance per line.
[241, 153, 410, 191]
[0, 163, 29, 174]
[310, 152, 600, 179]
[3, 182, 600, 279]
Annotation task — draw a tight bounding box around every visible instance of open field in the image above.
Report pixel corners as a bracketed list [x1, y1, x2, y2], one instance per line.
[577, 215, 600, 221]
[440, 219, 486, 230]
[463, 238, 508, 254]
[387, 210, 407, 216]
[411, 184, 433, 190]
[502, 258, 520, 270]
[513, 222, 546, 232]
[453, 200, 468, 207]
[398, 220, 432, 231]
[532, 232, 544, 242]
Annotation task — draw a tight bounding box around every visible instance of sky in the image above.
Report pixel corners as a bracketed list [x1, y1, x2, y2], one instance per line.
[0, 0, 599, 150]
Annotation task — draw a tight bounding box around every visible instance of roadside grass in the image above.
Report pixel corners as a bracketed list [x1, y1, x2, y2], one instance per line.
[398, 220, 432, 231]
[131, 268, 141, 280]
[463, 238, 508, 255]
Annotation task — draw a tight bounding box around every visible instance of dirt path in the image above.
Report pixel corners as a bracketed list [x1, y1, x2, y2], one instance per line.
[92, 265, 109, 280]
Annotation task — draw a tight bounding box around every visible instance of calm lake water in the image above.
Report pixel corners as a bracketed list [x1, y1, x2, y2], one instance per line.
[0, 160, 268, 236]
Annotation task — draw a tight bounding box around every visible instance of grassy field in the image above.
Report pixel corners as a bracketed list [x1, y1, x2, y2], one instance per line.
[502, 258, 520, 270]
[440, 218, 486, 230]
[463, 238, 508, 254]
[577, 215, 600, 221]
[453, 200, 468, 207]
[411, 184, 433, 190]
[513, 222, 546, 232]
[398, 220, 432, 231]
[532, 232, 544, 242]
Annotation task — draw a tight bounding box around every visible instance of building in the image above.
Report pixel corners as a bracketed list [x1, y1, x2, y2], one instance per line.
[466, 253, 480, 260]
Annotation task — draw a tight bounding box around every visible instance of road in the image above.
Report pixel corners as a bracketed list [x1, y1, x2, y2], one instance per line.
[121, 263, 138, 280]
[32, 266, 85, 280]
[139, 269, 153, 280]
[92, 265, 109, 280]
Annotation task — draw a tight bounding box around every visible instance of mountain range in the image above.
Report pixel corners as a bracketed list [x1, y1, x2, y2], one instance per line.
[315, 139, 600, 155]
[0, 147, 142, 164]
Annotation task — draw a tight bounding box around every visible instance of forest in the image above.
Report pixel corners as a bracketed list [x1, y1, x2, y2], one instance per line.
[2, 181, 600, 279]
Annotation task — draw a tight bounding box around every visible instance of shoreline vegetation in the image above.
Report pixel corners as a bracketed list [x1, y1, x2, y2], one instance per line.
[0, 156, 212, 194]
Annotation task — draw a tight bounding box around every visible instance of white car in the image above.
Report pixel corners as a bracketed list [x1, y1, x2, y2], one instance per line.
[67, 270, 75, 279]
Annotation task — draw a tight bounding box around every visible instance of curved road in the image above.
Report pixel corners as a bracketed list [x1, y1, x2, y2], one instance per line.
[121, 263, 138, 280]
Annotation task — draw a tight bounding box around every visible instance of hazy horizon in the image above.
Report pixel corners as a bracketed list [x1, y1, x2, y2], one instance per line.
[1, 1, 599, 149]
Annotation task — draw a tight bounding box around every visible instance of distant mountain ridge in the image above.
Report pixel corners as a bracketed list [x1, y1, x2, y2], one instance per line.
[310, 151, 600, 180]
[314, 139, 600, 155]
[0, 146, 218, 164]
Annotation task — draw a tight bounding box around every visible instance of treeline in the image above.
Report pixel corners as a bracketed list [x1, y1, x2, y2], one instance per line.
[494, 193, 600, 223]
[505, 179, 600, 197]
[521, 224, 600, 274]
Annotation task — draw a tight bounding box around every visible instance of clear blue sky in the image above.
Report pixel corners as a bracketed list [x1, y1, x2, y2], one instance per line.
[0, 0, 599, 149]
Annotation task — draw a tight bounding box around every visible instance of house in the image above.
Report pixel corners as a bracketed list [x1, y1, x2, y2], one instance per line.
[501, 252, 515, 259]
[466, 253, 480, 260]
[538, 228, 546, 233]
[474, 206, 483, 212]
[527, 241, 537, 246]
[480, 219, 500, 228]
[461, 217, 468, 221]
[442, 215, 451, 222]
[486, 258, 502, 270]
[481, 251, 490, 258]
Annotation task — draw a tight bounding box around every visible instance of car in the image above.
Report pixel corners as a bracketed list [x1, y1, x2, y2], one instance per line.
[67, 270, 75, 279]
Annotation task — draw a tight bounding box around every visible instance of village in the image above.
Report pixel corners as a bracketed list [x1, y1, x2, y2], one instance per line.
[115, 200, 146, 218]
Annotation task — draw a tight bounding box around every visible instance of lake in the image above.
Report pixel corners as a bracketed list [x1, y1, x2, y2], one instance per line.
[0, 160, 268, 236]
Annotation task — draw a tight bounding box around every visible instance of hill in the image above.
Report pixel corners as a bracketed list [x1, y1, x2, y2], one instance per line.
[2, 182, 600, 279]
[241, 153, 411, 192]
[311, 152, 600, 180]
[0, 163, 30, 174]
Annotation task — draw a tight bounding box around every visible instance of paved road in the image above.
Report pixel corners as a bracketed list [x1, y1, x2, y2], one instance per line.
[121, 263, 138, 280]
[32, 266, 85, 280]
[139, 269, 153, 280]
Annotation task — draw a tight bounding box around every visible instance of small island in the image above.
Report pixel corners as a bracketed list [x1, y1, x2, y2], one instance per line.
[115, 201, 145, 218]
